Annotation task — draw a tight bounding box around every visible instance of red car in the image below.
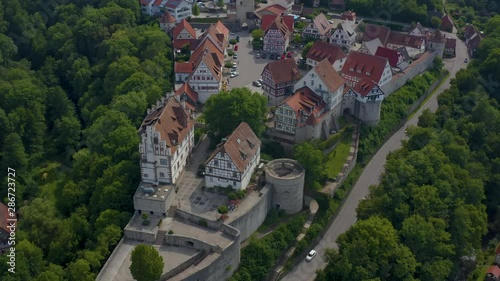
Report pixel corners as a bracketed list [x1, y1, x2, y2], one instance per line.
[234, 45, 238, 52]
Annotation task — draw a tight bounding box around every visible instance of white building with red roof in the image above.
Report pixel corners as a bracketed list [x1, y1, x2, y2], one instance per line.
[204, 122, 261, 190]
[140, 0, 191, 21]
[138, 96, 195, 185]
[261, 58, 302, 105]
[342, 79, 385, 125]
[329, 21, 356, 49]
[302, 13, 333, 41]
[306, 41, 346, 71]
[340, 51, 393, 88]
[172, 19, 197, 40]
[174, 82, 198, 113]
[262, 14, 294, 55]
[160, 11, 177, 32]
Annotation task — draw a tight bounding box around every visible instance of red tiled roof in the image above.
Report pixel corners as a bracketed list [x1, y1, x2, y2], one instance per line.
[173, 39, 199, 50]
[153, 0, 163, 7]
[206, 122, 261, 173]
[0, 203, 11, 235]
[282, 87, 326, 125]
[261, 14, 294, 32]
[175, 82, 198, 103]
[375, 46, 399, 67]
[140, 0, 152, 5]
[172, 19, 196, 40]
[306, 41, 346, 65]
[262, 58, 302, 84]
[265, 15, 292, 37]
[445, 38, 456, 49]
[175, 62, 193, 73]
[160, 11, 176, 23]
[312, 13, 332, 36]
[487, 265, 500, 278]
[341, 10, 356, 21]
[362, 23, 391, 45]
[387, 32, 426, 49]
[139, 96, 194, 155]
[255, 4, 287, 17]
[165, 0, 183, 8]
[430, 29, 446, 43]
[215, 20, 229, 39]
[341, 51, 389, 85]
[349, 78, 379, 97]
[440, 14, 454, 31]
[464, 24, 477, 39]
[314, 59, 345, 92]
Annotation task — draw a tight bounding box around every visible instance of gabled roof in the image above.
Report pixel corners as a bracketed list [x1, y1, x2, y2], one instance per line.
[336, 21, 355, 37]
[281, 86, 326, 124]
[175, 62, 193, 73]
[255, 4, 287, 18]
[349, 78, 382, 97]
[265, 15, 292, 37]
[172, 19, 196, 39]
[160, 11, 176, 23]
[387, 32, 426, 49]
[173, 39, 199, 50]
[312, 13, 333, 35]
[361, 38, 383, 55]
[486, 265, 500, 278]
[430, 29, 446, 43]
[464, 24, 478, 39]
[362, 23, 391, 45]
[262, 58, 302, 84]
[396, 46, 411, 61]
[409, 22, 425, 35]
[206, 122, 261, 173]
[306, 41, 346, 64]
[139, 96, 194, 154]
[341, 10, 356, 21]
[175, 82, 198, 103]
[375, 46, 399, 67]
[440, 14, 454, 31]
[0, 203, 11, 235]
[445, 38, 456, 49]
[215, 20, 230, 39]
[261, 14, 294, 32]
[314, 59, 345, 92]
[341, 51, 389, 85]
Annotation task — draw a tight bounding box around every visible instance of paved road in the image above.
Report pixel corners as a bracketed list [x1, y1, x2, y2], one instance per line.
[281, 33, 469, 281]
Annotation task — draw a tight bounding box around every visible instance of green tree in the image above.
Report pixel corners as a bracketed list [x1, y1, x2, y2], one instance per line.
[53, 115, 81, 153]
[217, 0, 225, 8]
[292, 33, 302, 44]
[204, 88, 267, 138]
[66, 259, 95, 281]
[1, 133, 29, 171]
[193, 3, 200, 15]
[430, 16, 442, 28]
[293, 142, 325, 189]
[251, 29, 264, 41]
[301, 41, 314, 59]
[130, 244, 164, 281]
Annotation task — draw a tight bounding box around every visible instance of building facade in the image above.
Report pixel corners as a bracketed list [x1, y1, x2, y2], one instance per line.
[306, 41, 346, 71]
[263, 15, 293, 55]
[138, 96, 195, 185]
[329, 22, 356, 49]
[205, 122, 261, 190]
[261, 58, 302, 105]
[341, 79, 384, 125]
[341, 51, 393, 88]
[301, 13, 332, 41]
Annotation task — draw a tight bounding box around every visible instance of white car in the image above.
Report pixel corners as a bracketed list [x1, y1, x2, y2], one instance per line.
[232, 62, 237, 68]
[306, 250, 317, 261]
[258, 78, 263, 84]
[230, 72, 239, 78]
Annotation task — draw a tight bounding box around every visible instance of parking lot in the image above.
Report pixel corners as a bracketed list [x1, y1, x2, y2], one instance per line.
[225, 31, 303, 94]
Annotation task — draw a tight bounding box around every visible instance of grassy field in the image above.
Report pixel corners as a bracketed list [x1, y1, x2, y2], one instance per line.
[325, 135, 352, 179]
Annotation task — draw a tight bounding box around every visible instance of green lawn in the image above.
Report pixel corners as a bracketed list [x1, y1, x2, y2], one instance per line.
[325, 135, 352, 179]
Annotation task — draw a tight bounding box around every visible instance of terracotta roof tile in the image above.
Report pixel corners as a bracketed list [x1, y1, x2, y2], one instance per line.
[445, 38, 456, 49]
[206, 122, 261, 173]
[306, 41, 346, 65]
[312, 13, 333, 35]
[341, 51, 389, 85]
[440, 14, 454, 31]
[172, 19, 196, 40]
[282, 86, 326, 124]
[314, 58, 345, 92]
[140, 0, 152, 5]
[175, 82, 198, 103]
[174, 62, 193, 73]
[173, 39, 199, 50]
[255, 4, 287, 18]
[262, 58, 302, 84]
[261, 14, 294, 32]
[165, 0, 183, 8]
[362, 23, 391, 45]
[160, 11, 176, 23]
[487, 265, 500, 278]
[0, 203, 11, 235]
[139, 96, 194, 155]
[375, 46, 399, 67]
[387, 32, 426, 49]
[430, 29, 446, 43]
[349, 78, 381, 97]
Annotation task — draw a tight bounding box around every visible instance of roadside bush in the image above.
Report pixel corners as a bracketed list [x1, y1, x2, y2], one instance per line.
[229, 39, 237, 45]
[218, 205, 229, 214]
[228, 50, 234, 56]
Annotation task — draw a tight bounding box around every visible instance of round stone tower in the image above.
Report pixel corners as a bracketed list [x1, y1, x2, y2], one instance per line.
[429, 29, 446, 58]
[265, 159, 305, 214]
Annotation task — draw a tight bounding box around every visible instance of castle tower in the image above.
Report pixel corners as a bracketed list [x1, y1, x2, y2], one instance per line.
[265, 159, 305, 214]
[428, 29, 446, 58]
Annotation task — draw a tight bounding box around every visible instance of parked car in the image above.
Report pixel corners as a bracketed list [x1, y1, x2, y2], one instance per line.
[232, 62, 237, 68]
[258, 78, 263, 84]
[256, 53, 261, 58]
[236, 36, 240, 42]
[261, 53, 268, 59]
[306, 250, 317, 262]
[252, 81, 262, 87]
[233, 54, 238, 59]
[230, 72, 239, 78]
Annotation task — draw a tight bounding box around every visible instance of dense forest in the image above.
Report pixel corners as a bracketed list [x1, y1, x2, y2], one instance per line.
[0, 0, 173, 279]
[316, 15, 500, 281]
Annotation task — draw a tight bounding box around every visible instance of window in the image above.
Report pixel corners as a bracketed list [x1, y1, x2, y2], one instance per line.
[209, 167, 213, 173]
[319, 84, 322, 90]
[233, 181, 236, 186]
[311, 80, 314, 86]
[227, 162, 231, 169]
[214, 160, 218, 166]
[233, 171, 237, 178]
[303, 81, 306, 86]
[160, 158, 167, 165]
[160, 172, 165, 177]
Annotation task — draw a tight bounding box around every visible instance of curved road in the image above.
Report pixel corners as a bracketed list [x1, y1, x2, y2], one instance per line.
[282, 33, 469, 281]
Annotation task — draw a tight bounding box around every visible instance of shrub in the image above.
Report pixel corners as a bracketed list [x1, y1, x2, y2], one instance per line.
[228, 50, 234, 56]
[218, 205, 229, 214]
[229, 39, 237, 45]
[168, 230, 174, 234]
[227, 192, 238, 200]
